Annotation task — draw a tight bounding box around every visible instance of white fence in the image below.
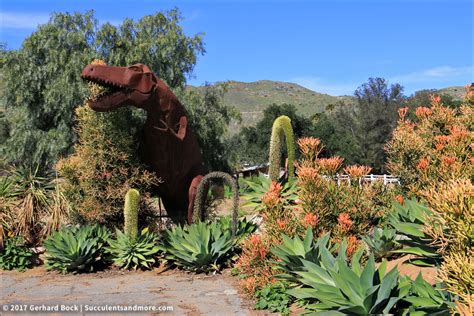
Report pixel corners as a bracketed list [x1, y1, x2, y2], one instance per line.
[327, 174, 400, 186]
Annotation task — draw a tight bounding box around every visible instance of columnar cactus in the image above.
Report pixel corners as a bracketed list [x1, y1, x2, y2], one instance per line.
[268, 115, 295, 181]
[124, 189, 140, 241]
[193, 172, 239, 236]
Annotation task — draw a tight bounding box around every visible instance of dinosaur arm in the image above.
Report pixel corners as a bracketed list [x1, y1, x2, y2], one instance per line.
[169, 116, 188, 141]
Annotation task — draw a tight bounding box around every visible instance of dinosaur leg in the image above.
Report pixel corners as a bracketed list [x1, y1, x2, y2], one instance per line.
[187, 175, 204, 224]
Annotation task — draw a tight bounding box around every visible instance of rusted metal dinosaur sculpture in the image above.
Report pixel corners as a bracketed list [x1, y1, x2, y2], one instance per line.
[81, 62, 207, 223]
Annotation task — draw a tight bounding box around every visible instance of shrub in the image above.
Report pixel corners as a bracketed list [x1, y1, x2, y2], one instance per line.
[285, 137, 395, 241]
[56, 104, 159, 226]
[235, 233, 275, 294]
[44, 224, 110, 273]
[160, 218, 254, 272]
[0, 236, 34, 271]
[386, 88, 473, 312]
[386, 92, 473, 194]
[105, 228, 160, 270]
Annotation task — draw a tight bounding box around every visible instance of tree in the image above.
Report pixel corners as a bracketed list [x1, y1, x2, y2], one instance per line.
[1, 10, 205, 171]
[352, 78, 405, 172]
[176, 83, 241, 172]
[312, 78, 405, 172]
[228, 104, 315, 168]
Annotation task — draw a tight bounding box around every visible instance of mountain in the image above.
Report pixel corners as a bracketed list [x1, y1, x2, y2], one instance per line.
[188, 80, 355, 132]
[436, 86, 466, 100]
[188, 81, 465, 133]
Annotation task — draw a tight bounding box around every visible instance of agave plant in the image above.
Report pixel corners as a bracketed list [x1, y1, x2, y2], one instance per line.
[399, 274, 454, 315]
[44, 224, 110, 273]
[388, 199, 441, 266]
[217, 216, 257, 244]
[271, 228, 339, 283]
[362, 226, 401, 261]
[106, 227, 160, 270]
[160, 218, 253, 272]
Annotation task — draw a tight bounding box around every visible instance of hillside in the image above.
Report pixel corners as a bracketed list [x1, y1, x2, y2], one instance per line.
[188, 81, 465, 133]
[437, 86, 466, 100]
[188, 80, 354, 131]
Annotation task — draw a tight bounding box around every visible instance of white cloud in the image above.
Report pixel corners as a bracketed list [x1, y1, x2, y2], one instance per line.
[290, 77, 357, 96]
[390, 65, 472, 84]
[0, 12, 50, 29]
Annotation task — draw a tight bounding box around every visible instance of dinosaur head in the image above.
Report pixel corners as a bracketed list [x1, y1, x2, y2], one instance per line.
[81, 60, 156, 111]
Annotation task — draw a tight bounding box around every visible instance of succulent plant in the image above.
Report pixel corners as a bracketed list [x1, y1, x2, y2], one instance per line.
[388, 199, 441, 266]
[124, 188, 140, 241]
[362, 226, 401, 260]
[193, 172, 239, 235]
[160, 218, 255, 272]
[269, 115, 295, 181]
[105, 227, 159, 270]
[43, 224, 110, 273]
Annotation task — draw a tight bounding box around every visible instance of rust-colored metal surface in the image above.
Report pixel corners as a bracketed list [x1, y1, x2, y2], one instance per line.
[81, 63, 207, 223]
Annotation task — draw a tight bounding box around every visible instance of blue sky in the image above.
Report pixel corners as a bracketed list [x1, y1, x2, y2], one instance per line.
[1, 0, 472, 95]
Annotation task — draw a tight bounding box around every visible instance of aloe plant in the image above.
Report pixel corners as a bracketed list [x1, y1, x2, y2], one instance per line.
[388, 199, 441, 266]
[44, 224, 110, 273]
[105, 227, 159, 270]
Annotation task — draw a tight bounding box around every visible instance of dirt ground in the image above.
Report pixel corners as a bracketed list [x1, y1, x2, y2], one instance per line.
[1, 267, 269, 316]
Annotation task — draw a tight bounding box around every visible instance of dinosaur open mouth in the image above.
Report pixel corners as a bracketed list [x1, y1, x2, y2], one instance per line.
[86, 81, 123, 103]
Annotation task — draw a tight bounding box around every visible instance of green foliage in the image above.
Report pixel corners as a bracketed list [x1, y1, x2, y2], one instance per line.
[271, 229, 340, 283]
[314, 78, 404, 172]
[228, 104, 315, 169]
[1, 9, 204, 171]
[105, 227, 160, 270]
[124, 189, 140, 241]
[0, 236, 34, 271]
[177, 83, 241, 171]
[216, 216, 257, 245]
[362, 226, 400, 261]
[254, 282, 292, 315]
[400, 274, 453, 315]
[272, 232, 454, 314]
[269, 115, 295, 181]
[160, 218, 254, 272]
[387, 199, 441, 266]
[287, 254, 405, 314]
[43, 224, 110, 273]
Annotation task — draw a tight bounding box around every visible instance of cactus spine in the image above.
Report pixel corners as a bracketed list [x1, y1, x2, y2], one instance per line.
[268, 115, 295, 182]
[193, 172, 239, 236]
[124, 189, 140, 241]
